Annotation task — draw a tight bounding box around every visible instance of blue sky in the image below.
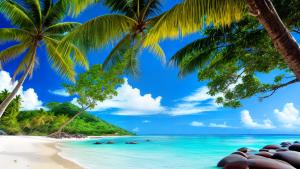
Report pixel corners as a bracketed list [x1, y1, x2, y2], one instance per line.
[1, 1, 300, 135]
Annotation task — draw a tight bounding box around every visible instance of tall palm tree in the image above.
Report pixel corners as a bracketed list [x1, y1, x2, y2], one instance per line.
[145, 0, 300, 81]
[0, 0, 89, 117]
[63, 0, 166, 75]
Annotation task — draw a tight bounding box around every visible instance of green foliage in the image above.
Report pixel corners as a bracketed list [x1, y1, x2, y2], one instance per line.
[0, 100, 131, 136]
[64, 64, 124, 110]
[0, 0, 88, 81]
[171, 0, 300, 107]
[0, 90, 21, 134]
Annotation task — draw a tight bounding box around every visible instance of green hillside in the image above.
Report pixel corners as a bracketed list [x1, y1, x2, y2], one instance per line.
[0, 91, 132, 136]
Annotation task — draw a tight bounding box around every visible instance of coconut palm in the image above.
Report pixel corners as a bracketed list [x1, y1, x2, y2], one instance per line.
[0, 0, 89, 117]
[145, 0, 300, 81]
[63, 0, 166, 75]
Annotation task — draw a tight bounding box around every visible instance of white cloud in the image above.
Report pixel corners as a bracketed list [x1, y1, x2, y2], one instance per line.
[209, 122, 230, 128]
[167, 87, 220, 116]
[74, 78, 165, 116]
[142, 120, 151, 123]
[241, 110, 275, 129]
[132, 127, 140, 132]
[190, 121, 205, 127]
[274, 103, 300, 128]
[0, 70, 43, 110]
[49, 89, 70, 97]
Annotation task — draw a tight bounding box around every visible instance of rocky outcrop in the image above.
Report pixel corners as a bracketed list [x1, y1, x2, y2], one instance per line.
[218, 141, 300, 169]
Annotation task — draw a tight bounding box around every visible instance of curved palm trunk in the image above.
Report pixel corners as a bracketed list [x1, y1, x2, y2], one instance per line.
[0, 46, 36, 118]
[246, 0, 300, 80]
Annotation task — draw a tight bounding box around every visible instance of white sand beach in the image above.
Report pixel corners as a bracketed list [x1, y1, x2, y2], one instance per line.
[0, 136, 83, 169]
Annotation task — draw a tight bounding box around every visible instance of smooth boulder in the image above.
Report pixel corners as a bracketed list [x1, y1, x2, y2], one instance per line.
[263, 145, 281, 150]
[247, 157, 296, 169]
[272, 151, 300, 168]
[217, 154, 247, 167]
[289, 144, 300, 152]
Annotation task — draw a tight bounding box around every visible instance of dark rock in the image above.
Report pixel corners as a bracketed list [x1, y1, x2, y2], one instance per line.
[125, 141, 138, 144]
[232, 151, 248, 158]
[94, 142, 103, 145]
[256, 152, 273, 158]
[259, 149, 270, 152]
[281, 142, 292, 147]
[238, 147, 251, 153]
[248, 157, 296, 169]
[145, 139, 151, 142]
[263, 145, 281, 150]
[277, 148, 288, 152]
[272, 151, 300, 168]
[224, 161, 249, 169]
[106, 141, 115, 144]
[294, 141, 300, 144]
[289, 144, 300, 152]
[217, 154, 247, 167]
[48, 132, 87, 139]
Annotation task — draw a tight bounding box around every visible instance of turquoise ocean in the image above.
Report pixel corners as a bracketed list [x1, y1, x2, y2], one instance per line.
[58, 135, 300, 169]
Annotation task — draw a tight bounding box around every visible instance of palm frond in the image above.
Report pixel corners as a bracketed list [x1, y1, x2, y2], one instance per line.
[103, 34, 131, 69]
[68, 0, 99, 17]
[0, 42, 29, 63]
[44, 0, 67, 27]
[24, 0, 42, 26]
[44, 37, 75, 81]
[42, 0, 52, 16]
[147, 43, 166, 63]
[61, 14, 137, 51]
[123, 43, 141, 77]
[13, 45, 36, 80]
[0, 28, 31, 43]
[0, 0, 35, 29]
[144, 0, 247, 46]
[44, 22, 81, 35]
[69, 45, 89, 69]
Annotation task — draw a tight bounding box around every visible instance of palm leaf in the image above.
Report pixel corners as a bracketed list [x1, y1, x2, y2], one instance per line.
[147, 43, 166, 63]
[44, 22, 81, 35]
[44, 37, 75, 81]
[0, 0, 35, 29]
[0, 28, 31, 43]
[13, 45, 36, 80]
[24, 0, 42, 26]
[0, 42, 29, 63]
[42, 0, 52, 16]
[68, 0, 99, 16]
[61, 14, 137, 51]
[144, 0, 247, 46]
[44, 0, 68, 27]
[103, 34, 131, 69]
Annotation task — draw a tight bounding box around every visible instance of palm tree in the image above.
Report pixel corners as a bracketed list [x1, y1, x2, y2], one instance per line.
[145, 0, 300, 81]
[0, 0, 89, 117]
[63, 0, 166, 75]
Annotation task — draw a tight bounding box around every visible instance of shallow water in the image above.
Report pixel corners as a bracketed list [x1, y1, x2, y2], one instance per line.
[59, 135, 300, 169]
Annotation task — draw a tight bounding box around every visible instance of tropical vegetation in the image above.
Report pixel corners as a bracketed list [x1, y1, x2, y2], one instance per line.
[0, 91, 131, 136]
[52, 63, 124, 136]
[0, 0, 88, 117]
[170, 0, 300, 107]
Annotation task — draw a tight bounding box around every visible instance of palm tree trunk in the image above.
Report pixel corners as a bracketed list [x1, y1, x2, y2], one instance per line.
[0, 45, 37, 118]
[246, 0, 300, 80]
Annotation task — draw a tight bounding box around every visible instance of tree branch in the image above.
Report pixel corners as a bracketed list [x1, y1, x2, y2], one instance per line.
[260, 78, 299, 99]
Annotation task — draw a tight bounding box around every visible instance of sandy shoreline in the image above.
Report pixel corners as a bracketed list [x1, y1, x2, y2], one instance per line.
[0, 136, 83, 169]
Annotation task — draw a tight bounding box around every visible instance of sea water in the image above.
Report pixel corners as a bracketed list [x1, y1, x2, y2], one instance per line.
[58, 135, 300, 169]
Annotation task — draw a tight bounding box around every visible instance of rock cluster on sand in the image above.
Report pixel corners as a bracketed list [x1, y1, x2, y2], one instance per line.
[48, 132, 87, 139]
[218, 141, 300, 169]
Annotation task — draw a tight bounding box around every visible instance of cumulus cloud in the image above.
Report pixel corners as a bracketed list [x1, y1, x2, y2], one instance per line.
[241, 110, 275, 129]
[190, 121, 205, 127]
[0, 71, 43, 110]
[73, 78, 165, 116]
[208, 122, 230, 128]
[167, 87, 220, 116]
[274, 103, 300, 128]
[49, 89, 70, 97]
